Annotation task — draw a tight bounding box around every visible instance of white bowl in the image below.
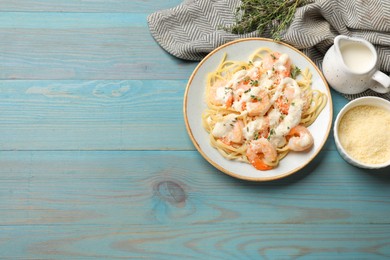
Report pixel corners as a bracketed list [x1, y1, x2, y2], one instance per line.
[334, 96, 390, 169]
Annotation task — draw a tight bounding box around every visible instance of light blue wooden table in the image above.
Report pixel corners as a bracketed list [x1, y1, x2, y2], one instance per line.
[1, 1, 389, 259]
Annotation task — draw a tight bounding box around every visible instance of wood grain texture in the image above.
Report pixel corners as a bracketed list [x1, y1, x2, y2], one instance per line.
[0, 81, 347, 151]
[1, 1, 389, 259]
[0, 0, 182, 13]
[0, 80, 345, 150]
[0, 12, 197, 80]
[1, 150, 389, 227]
[0, 80, 192, 150]
[1, 224, 390, 259]
[1, 149, 390, 258]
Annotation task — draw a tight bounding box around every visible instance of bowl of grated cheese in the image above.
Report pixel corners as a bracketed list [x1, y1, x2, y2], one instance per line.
[334, 96, 390, 169]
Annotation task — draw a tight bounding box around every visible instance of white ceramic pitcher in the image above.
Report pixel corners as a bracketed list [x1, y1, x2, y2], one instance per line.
[322, 35, 390, 94]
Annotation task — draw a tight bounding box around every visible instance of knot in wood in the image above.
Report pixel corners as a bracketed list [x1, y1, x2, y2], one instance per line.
[155, 180, 187, 206]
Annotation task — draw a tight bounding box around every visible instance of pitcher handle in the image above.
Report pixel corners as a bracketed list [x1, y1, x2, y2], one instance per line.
[370, 70, 390, 93]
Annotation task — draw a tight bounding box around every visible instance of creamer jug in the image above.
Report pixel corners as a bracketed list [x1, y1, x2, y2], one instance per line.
[322, 35, 390, 94]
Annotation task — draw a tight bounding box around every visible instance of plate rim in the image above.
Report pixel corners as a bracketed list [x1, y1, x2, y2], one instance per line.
[183, 37, 333, 181]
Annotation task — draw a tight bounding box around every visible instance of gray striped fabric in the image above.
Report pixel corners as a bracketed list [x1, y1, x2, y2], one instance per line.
[147, 0, 390, 100]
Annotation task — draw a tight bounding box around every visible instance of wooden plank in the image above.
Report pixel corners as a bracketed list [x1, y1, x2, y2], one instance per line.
[0, 12, 147, 28]
[1, 150, 389, 226]
[1, 224, 390, 259]
[0, 12, 197, 80]
[0, 81, 346, 151]
[0, 81, 347, 151]
[0, 0, 182, 13]
[0, 80, 193, 150]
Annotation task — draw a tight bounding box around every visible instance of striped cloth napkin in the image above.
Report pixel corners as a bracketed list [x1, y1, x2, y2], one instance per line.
[147, 0, 390, 100]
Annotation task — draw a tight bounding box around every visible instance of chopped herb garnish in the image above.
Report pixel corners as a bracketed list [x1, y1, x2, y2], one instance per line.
[250, 79, 259, 86]
[270, 53, 276, 59]
[267, 129, 275, 140]
[250, 94, 263, 102]
[254, 132, 259, 140]
[244, 89, 251, 93]
[290, 65, 301, 79]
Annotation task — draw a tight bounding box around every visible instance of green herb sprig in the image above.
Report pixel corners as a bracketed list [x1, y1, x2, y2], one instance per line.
[290, 65, 301, 79]
[227, 0, 312, 40]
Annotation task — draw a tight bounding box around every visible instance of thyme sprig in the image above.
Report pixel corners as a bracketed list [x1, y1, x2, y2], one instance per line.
[228, 0, 312, 40]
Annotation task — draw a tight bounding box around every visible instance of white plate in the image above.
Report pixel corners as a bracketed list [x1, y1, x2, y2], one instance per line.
[184, 38, 333, 181]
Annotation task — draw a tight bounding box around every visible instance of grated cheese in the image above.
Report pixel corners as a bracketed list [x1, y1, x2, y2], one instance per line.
[338, 105, 390, 165]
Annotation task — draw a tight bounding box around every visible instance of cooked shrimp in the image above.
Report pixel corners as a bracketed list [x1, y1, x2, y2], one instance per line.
[275, 85, 297, 114]
[287, 125, 314, 151]
[243, 90, 271, 116]
[220, 119, 245, 145]
[247, 66, 260, 80]
[246, 137, 277, 170]
[211, 114, 245, 146]
[209, 83, 234, 108]
[234, 79, 251, 95]
[262, 52, 292, 84]
[244, 116, 270, 140]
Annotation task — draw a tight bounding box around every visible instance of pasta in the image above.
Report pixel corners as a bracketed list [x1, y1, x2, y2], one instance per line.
[202, 47, 327, 171]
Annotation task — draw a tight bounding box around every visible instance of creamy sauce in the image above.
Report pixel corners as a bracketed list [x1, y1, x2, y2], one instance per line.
[271, 78, 303, 139]
[340, 43, 375, 73]
[210, 52, 306, 148]
[204, 50, 324, 170]
[212, 114, 237, 138]
[244, 118, 266, 140]
[268, 109, 282, 127]
[215, 87, 227, 103]
[273, 53, 289, 72]
[231, 70, 247, 88]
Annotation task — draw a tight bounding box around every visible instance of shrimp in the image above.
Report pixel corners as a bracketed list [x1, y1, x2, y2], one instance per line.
[275, 84, 297, 114]
[246, 137, 277, 170]
[247, 66, 260, 80]
[263, 52, 292, 76]
[242, 90, 271, 116]
[286, 125, 314, 151]
[262, 52, 292, 84]
[220, 120, 245, 146]
[274, 77, 309, 115]
[209, 82, 234, 108]
[235, 81, 251, 91]
[244, 116, 270, 140]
